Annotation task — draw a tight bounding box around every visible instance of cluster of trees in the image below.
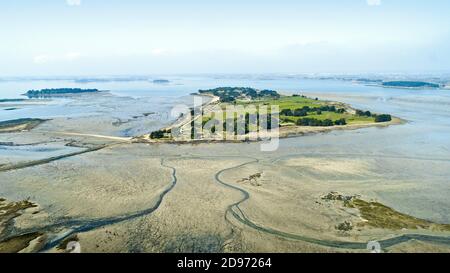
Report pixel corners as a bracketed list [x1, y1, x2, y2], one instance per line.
[296, 118, 347, 127]
[25, 88, 99, 97]
[375, 114, 392, 123]
[355, 110, 373, 117]
[280, 105, 345, 117]
[356, 109, 392, 123]
[198, 87, 280, 103]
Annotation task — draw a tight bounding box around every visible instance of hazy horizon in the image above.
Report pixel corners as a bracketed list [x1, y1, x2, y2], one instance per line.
[2, 0, 450, 76]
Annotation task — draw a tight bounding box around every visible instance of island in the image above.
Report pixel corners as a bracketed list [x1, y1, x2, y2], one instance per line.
[137, 87, 400, 142]
[24, 88, 100, 98]
[381, 81, 441, 89]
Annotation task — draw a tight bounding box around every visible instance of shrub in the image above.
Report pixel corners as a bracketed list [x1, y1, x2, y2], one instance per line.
[280, 109, 294, 116]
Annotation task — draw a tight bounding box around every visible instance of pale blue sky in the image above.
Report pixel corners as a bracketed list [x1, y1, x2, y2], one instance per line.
[1, 0, 449, 75]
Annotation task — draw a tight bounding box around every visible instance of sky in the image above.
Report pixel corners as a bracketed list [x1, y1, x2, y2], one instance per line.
[1, 0, 450, 76]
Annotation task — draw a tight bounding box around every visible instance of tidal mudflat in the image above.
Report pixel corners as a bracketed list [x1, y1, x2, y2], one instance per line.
[1, 77, 450, 253]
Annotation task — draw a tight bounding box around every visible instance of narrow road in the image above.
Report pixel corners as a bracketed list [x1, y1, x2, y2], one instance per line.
[50, 131, 133, 142]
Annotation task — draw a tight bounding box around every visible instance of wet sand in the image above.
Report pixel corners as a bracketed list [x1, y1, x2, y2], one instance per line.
[1, 139, 450, 253]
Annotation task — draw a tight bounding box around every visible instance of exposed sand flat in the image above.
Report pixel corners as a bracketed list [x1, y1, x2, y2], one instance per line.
[2, 143, 450, 253]
[282, 157, 371, 175]
[0, 146, 172, 219]
[0, 91, 448, 253]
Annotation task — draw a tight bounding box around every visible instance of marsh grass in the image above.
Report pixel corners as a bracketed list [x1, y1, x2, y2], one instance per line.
[346, 199, 450, 231]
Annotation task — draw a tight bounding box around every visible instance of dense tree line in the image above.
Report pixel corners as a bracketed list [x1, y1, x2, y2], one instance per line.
[355, 109, 392, 123]
[296, 118, 347, 127]
[280, 105, 346, 117]
[150, 129, 170, 139]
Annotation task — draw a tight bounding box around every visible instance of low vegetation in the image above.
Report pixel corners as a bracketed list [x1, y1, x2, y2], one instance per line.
[0, 118, 47, 133]
[323, 192, 450, 231]
[0, 198, 41, 253]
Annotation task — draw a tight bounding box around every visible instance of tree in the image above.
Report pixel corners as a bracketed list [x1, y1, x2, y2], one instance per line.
[150, 130, 165, 139]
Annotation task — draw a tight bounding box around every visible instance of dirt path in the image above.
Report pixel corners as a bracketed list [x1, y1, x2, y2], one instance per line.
[0, 144, 111, 172]
[44, 131, 133, 142]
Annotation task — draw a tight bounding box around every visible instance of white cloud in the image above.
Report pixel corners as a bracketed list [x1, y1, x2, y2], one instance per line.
[367, 0, 382, 6]
[33, 52, 82, 64]
[65, 52, 82, 61]
[33, 55, 51, 64]
[151, 48, 167, 56]
[66, 0, 81, 6]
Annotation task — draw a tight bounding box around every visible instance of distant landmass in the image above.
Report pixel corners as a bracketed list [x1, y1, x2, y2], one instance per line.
[153, 79, 170, 84]
[198, 87, 280, 102]
[24, 88, 100, 98]
[355, 78, 383, 83]
[381, 81, 440, 89]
